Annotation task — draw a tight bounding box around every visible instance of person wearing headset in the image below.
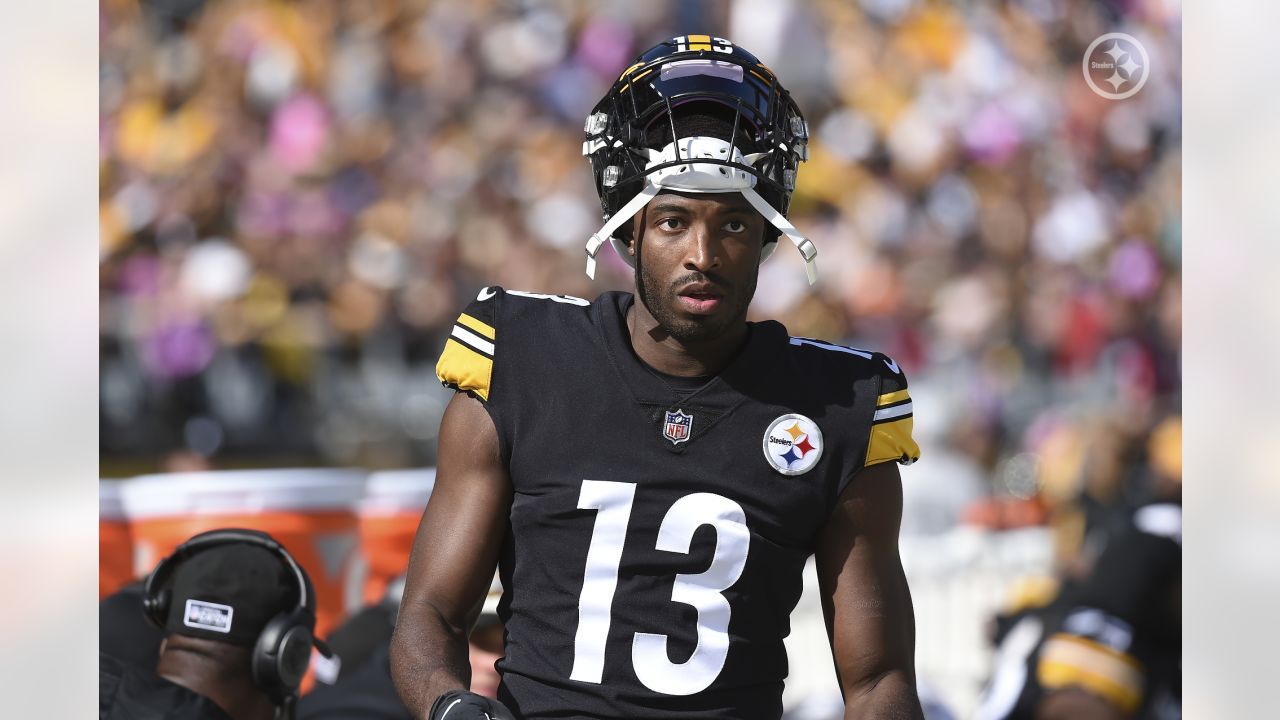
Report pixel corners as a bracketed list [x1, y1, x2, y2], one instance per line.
[99, 528, 332, 720]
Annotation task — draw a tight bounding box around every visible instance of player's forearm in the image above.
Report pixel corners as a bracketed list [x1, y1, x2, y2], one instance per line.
[389, 602, 473, 719]
[842, 669, 924, 720]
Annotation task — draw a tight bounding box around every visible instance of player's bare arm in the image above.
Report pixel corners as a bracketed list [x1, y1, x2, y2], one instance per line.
[816, 460, 924, 720]
[390, 392, 512, 719]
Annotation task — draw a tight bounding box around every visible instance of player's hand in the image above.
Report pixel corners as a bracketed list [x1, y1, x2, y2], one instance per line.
[428, 689, 516, 720]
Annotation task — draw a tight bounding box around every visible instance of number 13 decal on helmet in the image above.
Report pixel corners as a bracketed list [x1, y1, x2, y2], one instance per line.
[569, 480, 750, 695]
[673, 34, 734, 53]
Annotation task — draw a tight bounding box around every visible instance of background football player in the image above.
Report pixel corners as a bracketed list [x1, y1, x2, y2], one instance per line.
[390, 37, 924, 720]
[974, 418, 1182, 720]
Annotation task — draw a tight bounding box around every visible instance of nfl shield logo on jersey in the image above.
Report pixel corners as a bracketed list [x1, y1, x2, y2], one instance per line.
[663, 409, 693, 445]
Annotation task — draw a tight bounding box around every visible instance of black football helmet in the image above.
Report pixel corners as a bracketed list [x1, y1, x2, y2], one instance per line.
[582, 35, 817, 283]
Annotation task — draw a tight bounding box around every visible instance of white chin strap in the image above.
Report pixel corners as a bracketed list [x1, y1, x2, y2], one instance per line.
[584, 136, 817, 285]
[584, 183, 660, 281]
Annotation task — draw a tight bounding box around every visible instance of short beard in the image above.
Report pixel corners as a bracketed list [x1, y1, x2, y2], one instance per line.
[636, 255, 754, 344]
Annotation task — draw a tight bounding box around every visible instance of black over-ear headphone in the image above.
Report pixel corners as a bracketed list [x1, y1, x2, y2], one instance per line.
[142, 528, 330, 710]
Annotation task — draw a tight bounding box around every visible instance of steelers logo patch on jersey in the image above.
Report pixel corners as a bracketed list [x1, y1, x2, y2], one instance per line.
[762, 414, 823, 475]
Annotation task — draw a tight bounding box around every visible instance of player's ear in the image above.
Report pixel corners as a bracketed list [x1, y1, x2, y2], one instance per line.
[616, 217, 638, 256]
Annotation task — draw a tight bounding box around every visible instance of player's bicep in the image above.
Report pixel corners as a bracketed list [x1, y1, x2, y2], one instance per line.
[401, 391, 511, 633]
[815, 461, 916, 698]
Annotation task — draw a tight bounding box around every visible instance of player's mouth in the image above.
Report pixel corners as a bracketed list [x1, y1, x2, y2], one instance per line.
[676, 282, 726, 314]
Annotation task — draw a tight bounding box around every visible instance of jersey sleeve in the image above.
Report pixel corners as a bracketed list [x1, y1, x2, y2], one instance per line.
[1034, 506, 1181, 715]
[436, 287, 501, 402]
[864, 354, 921, 467]
[1036, 627, 1144, 715]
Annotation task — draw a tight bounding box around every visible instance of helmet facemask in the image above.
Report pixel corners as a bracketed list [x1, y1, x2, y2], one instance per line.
[583, 41, 816, 284]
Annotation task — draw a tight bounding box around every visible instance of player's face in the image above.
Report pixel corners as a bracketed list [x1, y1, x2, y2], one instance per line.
[631, 191, 764, 343]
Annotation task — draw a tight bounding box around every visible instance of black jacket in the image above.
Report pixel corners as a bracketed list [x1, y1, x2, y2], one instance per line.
[100, 652, 232, 720]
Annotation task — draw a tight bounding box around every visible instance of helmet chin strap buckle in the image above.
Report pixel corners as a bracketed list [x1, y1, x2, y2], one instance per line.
[585, 234, 607, 280]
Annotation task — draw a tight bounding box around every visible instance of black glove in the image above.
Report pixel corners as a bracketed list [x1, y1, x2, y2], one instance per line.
[428, 689, 515, 720]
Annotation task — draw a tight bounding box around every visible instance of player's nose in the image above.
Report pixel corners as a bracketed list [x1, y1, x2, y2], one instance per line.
[682, 221, 722, 273]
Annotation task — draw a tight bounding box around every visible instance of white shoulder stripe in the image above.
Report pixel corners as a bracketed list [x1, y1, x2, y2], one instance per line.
[873, 401, 913, 423]
[451, 325, 495, 356]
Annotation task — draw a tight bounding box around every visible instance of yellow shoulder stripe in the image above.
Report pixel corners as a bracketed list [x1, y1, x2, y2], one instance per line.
[457, 313, 495, 340]
[436, 338, 493, 401]
[877, 389, 911, 407]
[1038, 634, 1143, 713]
[865, 416, 920, 467]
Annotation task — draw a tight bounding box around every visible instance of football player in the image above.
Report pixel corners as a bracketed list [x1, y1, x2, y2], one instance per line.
[975, 502, 1181, 720]
[390, 36, 924, 720]
[976, 421, 1182, 720]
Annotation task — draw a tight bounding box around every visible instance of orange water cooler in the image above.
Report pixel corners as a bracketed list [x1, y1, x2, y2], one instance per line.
[120, 469, 367, 639]
[357, 468, 436, 606]
[99, 479, 135, 599]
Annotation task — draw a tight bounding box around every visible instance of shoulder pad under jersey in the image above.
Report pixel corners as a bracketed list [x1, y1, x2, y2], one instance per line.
[865, 349, 920, 468]
[786, 336, 920, 468]
[435, 287, 592, 402]
[436, 286, 502, 401]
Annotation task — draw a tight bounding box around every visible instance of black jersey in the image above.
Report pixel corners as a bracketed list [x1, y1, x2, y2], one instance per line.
[975, 502, 1182, 720]
[436, 288, 920, 720]
[99, 652, 232, 720]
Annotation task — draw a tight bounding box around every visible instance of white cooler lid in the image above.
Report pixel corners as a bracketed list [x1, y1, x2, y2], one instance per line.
[360, 468, 437, 515]
[121, 468, 368, 518]
[99, 479, 128, 521]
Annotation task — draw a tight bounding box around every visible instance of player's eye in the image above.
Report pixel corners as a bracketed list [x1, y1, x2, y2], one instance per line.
[723, 219, 748, 233]
[657, 217, 684, 232]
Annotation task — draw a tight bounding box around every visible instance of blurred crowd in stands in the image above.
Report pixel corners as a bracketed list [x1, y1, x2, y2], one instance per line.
[99, 0, 1180, 543]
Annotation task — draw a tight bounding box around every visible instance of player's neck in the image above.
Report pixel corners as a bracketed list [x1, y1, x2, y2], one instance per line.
[626, 302, 748, 378]
[157, 646, 276, 720]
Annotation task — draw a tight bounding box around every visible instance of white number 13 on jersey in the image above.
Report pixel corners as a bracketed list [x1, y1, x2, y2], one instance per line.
[569, 480, 750, 695]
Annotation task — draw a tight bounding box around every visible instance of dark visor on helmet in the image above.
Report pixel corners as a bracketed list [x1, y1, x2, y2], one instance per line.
[619, 57, 780, 142]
